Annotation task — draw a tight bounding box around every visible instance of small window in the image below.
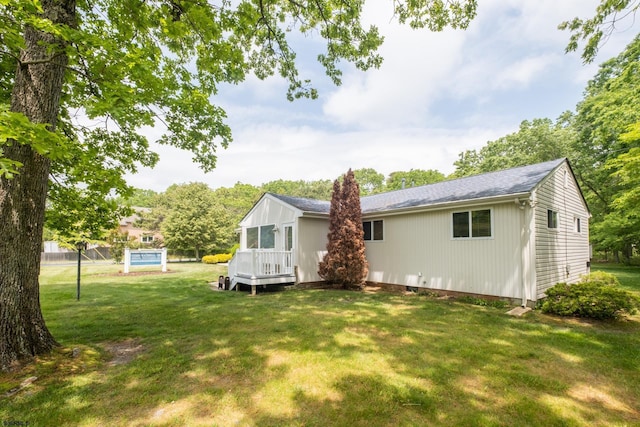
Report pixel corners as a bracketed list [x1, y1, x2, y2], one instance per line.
[574, 217, 581, 233]
[284, 225, 293, 251]
[363, 220, 383, 241]
[452, 209, 492, 239]
[548, 210, 558, 229]
[141, 235, 154, 243]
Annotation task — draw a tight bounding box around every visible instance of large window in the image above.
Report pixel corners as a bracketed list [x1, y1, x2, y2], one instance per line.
[246, 225, 275, 249]
[247, 227, 259, 249]
[547, 210, 558, 229]
[452, 209, 492, 238]
[260, 225, 275, 248]
[363, 220, 383, 241]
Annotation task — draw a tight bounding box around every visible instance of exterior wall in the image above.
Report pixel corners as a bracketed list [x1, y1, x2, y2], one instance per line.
[534, 164, 590, 299]
[119, 223, 163, 245]
[295, 217, 329, 283]
[363, 202, 525, 300]
[239, 196, 298, 251]
[119, 208, 163, 245]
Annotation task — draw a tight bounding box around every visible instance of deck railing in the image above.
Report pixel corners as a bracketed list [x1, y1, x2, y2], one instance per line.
[231, 250, 293, 277]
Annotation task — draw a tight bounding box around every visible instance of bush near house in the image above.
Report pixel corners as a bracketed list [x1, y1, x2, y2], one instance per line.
[202, 253, 233, 264]
[541, 272, 640, 320]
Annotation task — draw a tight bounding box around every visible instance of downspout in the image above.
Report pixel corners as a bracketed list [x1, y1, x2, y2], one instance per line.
[516, 197, 528, 308]
[522, 192, 538, 307]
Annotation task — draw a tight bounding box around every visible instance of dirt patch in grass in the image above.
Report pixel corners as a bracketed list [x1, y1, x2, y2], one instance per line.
[100, 339, 145, 366]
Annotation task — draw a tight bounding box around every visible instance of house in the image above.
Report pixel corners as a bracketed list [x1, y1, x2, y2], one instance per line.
[118, 207, 163, 245]
[228, 158, 590, 305]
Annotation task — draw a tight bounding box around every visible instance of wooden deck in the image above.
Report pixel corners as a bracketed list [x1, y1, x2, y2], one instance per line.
[228, 250, 296, 294]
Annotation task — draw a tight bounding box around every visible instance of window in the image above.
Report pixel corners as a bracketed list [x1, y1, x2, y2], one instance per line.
[472, 210, 492, 237]
[246, 225, 275, 249]
[452, 209, 492, 238]
[141, 235, 154, 243]
[574, 217, 581, 233]
[260, 225, 275, 248]
[452, 212, 469, 238]
[363, 220, 383, 241]
[247, 227, 259, 249]
[284, 225, 293, 251]
[547, 210, 558, 229]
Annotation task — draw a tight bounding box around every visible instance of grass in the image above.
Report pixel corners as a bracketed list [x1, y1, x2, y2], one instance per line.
[1, 262, 639, 426]
[589, 263, 640, 293]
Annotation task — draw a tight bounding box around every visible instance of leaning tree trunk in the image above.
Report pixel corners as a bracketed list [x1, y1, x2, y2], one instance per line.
[0, 0, 76, 371]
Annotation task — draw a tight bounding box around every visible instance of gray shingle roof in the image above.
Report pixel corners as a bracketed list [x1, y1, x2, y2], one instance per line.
[270, 158, 566, 215]
[270, 193, 331, 214]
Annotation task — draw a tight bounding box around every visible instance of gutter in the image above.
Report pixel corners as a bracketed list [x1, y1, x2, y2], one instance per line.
[361, 192, 532, 219]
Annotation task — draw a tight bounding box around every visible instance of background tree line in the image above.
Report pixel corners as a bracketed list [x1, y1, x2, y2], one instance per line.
[113, 166, 447, 258]
[116, 34, 640, 263]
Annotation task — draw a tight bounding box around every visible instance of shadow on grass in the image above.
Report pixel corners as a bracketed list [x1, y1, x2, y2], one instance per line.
[2, 266, 640, 426]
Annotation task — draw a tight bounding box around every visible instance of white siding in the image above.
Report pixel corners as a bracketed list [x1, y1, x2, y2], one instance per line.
[295, 217, 329, 283]
[364, 202, 525, 299]
[239, 196, 298, 251]
[534, 164, 590, 299]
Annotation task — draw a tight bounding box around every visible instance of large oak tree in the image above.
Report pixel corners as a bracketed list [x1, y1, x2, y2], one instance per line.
[0, 0, 478, 370]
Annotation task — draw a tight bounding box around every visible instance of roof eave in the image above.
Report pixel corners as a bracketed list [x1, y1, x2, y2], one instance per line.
[362, 191, 533, 218]
[300, 211, 330, 219]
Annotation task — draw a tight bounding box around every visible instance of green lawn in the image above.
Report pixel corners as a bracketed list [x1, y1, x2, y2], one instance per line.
[1, 262, 639, 426]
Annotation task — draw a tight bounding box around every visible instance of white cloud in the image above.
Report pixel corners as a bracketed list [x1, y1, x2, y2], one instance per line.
[494, 54, 559, 89]
[322, 24, 466, 129]
[125, 0, 639, 193]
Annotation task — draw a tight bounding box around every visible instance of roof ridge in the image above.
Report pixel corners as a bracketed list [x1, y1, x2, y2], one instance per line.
[361, 157, 566, 201]
[268, 158, 567, 215]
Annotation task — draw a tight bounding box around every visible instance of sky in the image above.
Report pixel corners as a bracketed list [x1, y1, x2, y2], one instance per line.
[125, 0, 639, 193]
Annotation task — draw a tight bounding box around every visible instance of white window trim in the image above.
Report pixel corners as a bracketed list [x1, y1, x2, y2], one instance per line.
[363, 219, 384, 242]
[573, 216, 582, 233]
[547, 209, 560, 230]
[246, 224, 277, 249]
[141, 235, 154, 243]
[451, 208, 494, 240]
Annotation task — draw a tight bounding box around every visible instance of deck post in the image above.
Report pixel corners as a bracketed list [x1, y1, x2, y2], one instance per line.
[251, 285, 256, 295]
[252, 250, 258, 275]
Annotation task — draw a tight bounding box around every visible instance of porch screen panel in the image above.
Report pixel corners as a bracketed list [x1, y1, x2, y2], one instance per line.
[260, 225, 275, 248]
[247, 227, 259, 249]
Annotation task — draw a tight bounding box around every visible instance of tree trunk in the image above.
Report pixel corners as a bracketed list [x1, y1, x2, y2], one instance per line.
[0, 0, 76, 371]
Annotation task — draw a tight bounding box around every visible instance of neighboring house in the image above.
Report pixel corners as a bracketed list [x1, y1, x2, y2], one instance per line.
[228, 158, 590, 306]
[118, 207, 163, 245]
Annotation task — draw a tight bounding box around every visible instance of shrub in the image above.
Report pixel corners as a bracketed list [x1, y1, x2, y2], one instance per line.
[541, 279, 640, 320]
[580, 271, 620, 287]
[201, 253, 233, 264]
[202, 255, 219, 264]
[216, 253, 232, 263]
